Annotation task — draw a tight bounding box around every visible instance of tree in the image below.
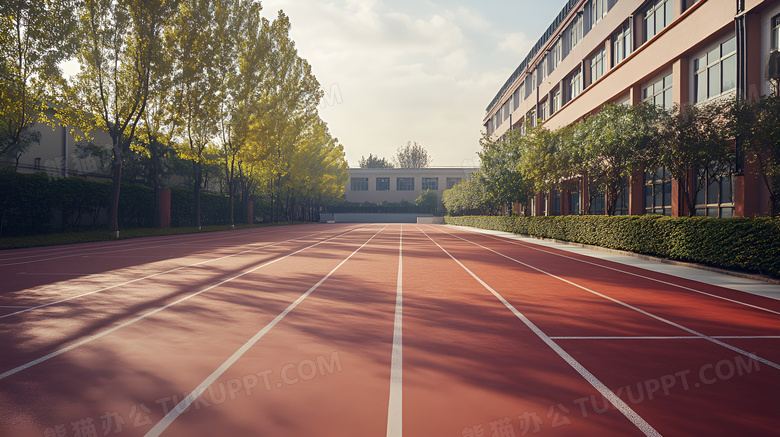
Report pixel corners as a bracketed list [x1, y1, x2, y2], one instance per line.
[581, 103, 661, 215]
[415, 189, 437, 215]
[655, 101, 732, 217]
[0, 0, 79, 161]
[479, 131, 530, 213]
[59, 0, 176, 237]
[358, 153, 393, 169]
[169, 0, 221, 229]
[730, 95, 780, 216]
[394, 141, 430, 168]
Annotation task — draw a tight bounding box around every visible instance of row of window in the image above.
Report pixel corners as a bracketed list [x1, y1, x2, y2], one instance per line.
[487, 0, 723, 135]
[350, 177, 462, 192]
[531, 167, 733, 218]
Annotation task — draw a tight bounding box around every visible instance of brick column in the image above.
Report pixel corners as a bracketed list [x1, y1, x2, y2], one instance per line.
[156, 189, 171, 228]
[629, 169, 644, 216]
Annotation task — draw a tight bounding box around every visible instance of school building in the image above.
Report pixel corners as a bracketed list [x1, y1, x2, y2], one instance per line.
[484, 0, 779, 217]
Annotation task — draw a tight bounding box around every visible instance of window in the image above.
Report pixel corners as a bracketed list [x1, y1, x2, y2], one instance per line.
[590, 47, 607, 84]
[773, 15, 780, 50]
[540, 98, 549, 121]
[612, 22, 632, 66]
[524, 75, 534, 99]
[397, 177, 414, 191]
[589, 193, 606, 215]
[446, 177, 462, 189]
[683, 0, 702, 11]
[644, 0, 673, 42]
[569, 67, 583, 100]
[513, 88, 521, 109]
[351, 177, 368, 191]
[527, 108, 537, 127]
[376, 177, 390, 191]
[550, 37, 563, 72]
[643, 73, 673, 109]
[614, 185, 630, 215]
[422, 177, 438, 191]
[591, 0, 609, 27]
[551, 88, 561, 114]
[569, 189, 581, 215]
[538, 55, 547, 82]
[694, 36, 737, 103]
[695, 168, 734, 217]
[550, 191, 562, 216]
[570, 13, 583, 49]
[645, 166, 672, 215]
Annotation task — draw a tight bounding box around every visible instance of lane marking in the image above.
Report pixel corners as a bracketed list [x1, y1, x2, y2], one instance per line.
[0, 227, 374, 380]
[550, 336, 780, 340]
[386, 227, 403, 437]
[437, 227, 780, 372]
[145, 226, 388, 437]
[0, 227, 362, 320]
[417, 227, 662, 437]
[457, 227, 780, 315]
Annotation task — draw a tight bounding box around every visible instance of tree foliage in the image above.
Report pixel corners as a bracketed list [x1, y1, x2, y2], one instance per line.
[394, 141, 430, 168]
[358, 153, 393, 169]
[0, 0, 79, 161]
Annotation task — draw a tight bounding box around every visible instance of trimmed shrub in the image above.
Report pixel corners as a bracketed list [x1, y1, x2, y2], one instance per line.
[445, 215, 780, 278]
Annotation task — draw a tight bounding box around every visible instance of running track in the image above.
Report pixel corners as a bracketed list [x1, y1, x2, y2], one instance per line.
[0, 224, 778, 437]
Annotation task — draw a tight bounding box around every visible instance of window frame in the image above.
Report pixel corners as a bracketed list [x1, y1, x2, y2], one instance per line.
[693, 36, 737, 104]
[612, 21, 632, 66]
[421, 177, 439, 191]
[376, 177, 390, 191]
[396, 177, 415, 191]
[695, 167, 735, 218]
[350, 177, 369, 191]
[590, 46, 607, 84]
[773, 14, 780, 50]
[644, 166, 672, 216]
[446, 177, 462, 189]
[643, 0, 673, 43]
[643, 72, 674, 109]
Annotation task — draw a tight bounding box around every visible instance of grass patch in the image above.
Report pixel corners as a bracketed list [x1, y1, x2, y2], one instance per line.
[0, 222, 304, 251]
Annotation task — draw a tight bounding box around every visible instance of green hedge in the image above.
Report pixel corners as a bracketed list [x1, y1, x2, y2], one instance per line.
[0, 171, 239, 237]
[445, 215, 780, 278]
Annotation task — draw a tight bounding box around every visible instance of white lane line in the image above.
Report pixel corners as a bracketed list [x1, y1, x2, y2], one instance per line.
[386, 227, 403, 437]
[417, 227, 662, 437]
[145, 226, 388, 437]
[459, 228, 780, 316]
[550, 336, 780, 340]
[440, 228, 780, 372]
[0, 227, 359, 320]
[0, 227, 372, 381]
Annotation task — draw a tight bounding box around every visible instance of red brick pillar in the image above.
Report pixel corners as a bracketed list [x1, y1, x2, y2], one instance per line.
[156, 189, 171, 228]
[244, 201, 254, 225]
[629, 169, 644, 215]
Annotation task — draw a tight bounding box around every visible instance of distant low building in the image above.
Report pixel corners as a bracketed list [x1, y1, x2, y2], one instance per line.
[12, 107, 113, 181]
[345, 167, 478, 204]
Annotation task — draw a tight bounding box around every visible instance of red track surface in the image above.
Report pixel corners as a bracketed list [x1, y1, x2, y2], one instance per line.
[0, 224, 778, 437]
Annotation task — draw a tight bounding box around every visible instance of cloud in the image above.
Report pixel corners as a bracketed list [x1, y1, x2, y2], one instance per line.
[261, 0, 540, 167]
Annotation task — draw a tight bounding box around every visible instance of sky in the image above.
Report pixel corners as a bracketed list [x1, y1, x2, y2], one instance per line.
[58, 0, 569, 168]
[259, 0, 569, 168]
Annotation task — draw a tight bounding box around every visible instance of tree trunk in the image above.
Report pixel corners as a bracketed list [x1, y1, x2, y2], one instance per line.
[108, 159, 123, 239]
[193, 161, 202, 229]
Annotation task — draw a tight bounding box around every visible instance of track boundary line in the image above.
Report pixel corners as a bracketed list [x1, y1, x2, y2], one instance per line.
[0, 226, 361, 320]
[417, 226, 662, 437]
[436, 227, 780, 372]
[0, 226, 372, 381]
[386, 226, 403, 437]
[456, 227, 780, 316]
[144, 226, 388, 437]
